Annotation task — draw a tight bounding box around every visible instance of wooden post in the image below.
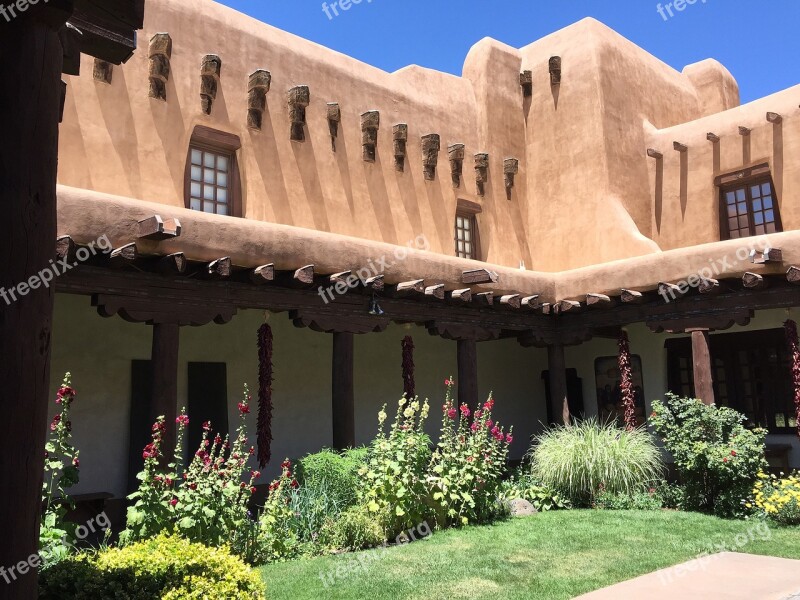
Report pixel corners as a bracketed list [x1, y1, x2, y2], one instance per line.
[690, 329, 715, 405]
[150, 323, 180, 452]
[332, 332, 355, 450]
[0, 14, 65, 598]
[548, 344, 571, 425]
[457, 339, 479, 409]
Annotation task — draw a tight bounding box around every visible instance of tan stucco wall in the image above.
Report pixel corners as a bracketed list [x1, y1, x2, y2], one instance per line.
[56, 1, 799, 275]
[50, 294, 549, 498]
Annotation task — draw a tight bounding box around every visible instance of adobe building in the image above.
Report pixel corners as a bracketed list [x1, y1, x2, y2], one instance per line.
[49, 0, 799, 516]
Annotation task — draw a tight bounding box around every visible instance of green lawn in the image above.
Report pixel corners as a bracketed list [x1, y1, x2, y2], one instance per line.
[259, 510, 800, 600]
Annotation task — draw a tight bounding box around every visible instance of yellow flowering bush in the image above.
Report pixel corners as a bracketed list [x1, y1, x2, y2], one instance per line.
[749, 471, 800, 526]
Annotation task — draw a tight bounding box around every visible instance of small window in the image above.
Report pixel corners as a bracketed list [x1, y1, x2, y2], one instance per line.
[185, 126, 242, 217]
[718, 166, 781, 240]
[454, 200, 482, 260]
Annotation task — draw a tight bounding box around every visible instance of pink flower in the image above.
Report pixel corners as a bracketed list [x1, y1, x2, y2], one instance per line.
[444, 378, 453, 386]
[142, 443, 158, 460]
[505, 434, 513, 445]
[470, 422, 479, 432]
[56, 386, 76, 404]
[175, 414, 190, 427]
[170, 498, 178, 507]
[50, 414, 61, 431]
[238, 402, 250, 415]
[474, 409, 482, 419]
[202, 421, 211, 431]
[447, 408, 457, 420]
[486, 419, 493, 429]
[460, 404, 471, 418]
[483, 398, 494, 411]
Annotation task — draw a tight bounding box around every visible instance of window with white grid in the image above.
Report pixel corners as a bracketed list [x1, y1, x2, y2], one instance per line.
[188, 147, 232, 216]
[455, 212, 477, 259]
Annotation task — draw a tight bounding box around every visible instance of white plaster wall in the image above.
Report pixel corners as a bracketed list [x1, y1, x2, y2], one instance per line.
[49, 296, 551, 499]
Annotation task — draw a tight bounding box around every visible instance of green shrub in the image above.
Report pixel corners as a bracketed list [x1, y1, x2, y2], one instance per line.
[593, 487, 663, 510]
[530, 418, 662, 506]
[256, 460, 303, 564]
[319, 504, 387, 551]
[650, 395, 767, 518]
[39, 533, 264, 600]
[499, 471, 571, 512]
[297, 448, 365, 509]
[658, 482, 687, 510]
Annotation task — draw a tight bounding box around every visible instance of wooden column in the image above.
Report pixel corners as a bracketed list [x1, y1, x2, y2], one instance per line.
[548, 344, 571, 425]
[0, 14, 65, 598]
[457, 339, 479, 408]
[690, 328, 715, 405]
[150, 323, 180, 452]
[332, 332, 355, 450]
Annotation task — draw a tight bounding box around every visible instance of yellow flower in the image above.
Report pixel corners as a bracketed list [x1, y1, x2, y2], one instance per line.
[378, 409, 387, 425]
[403, 407, 415, 418]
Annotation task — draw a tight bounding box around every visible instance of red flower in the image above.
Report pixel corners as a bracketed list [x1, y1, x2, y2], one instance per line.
[486, 419, 493, 429]
[170, 498, 178, 507]
[165, 477, 173, 487]
[214, 435, 222, 445]
[291, 479, 299, 489]
[189, 482, 197, 490]
[505, 434, 513, 445]
[238, 402, 250, 415]
[202, 421, 211, 431]
[251, 470, 261, 480]
[281, 459, 292, 470]
[447, 408, 457, 420]
[474, 409, 482, 419]
[240, 481, 246, 489]
[50, 414, 61, 431]
[470, 422, 478, 432]
[142, 443, 158, 460]
[175, 414, 190, 427]
[723, 458, 729, 463]
[152, 421, 165, 433]
[460, 404, 471, 418]
[72, 457, 80, 468]
[483, 398, 494, 411]
[731, 450, 737, 456]
[249, 446, 255, 456]
[251, 486, 258, 494]
[56, 386, 76, 404]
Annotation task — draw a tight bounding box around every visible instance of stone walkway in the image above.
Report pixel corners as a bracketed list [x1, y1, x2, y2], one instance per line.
[575, 553, 800, 600]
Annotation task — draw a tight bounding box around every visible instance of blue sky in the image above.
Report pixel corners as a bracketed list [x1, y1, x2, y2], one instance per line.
[217, 0, 799, 104]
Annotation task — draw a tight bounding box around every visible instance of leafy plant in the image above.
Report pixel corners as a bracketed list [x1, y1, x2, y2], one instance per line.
[297, 447, 366, 509]
[122, 386, 260, 552]
[650, 394, 767, 518]
[529, 418, 662, 506]
[255, 459, 303, 563]
[319, 504, 387, 551]
[39, 533, 264, 600]
[428, 380, 513, 526]
[593, 486, 663, 510]
[499, 471, 571, 512]
[41, 374, 81, 565]
[359, 397, 433, 538]
[748, 471, 800, 526]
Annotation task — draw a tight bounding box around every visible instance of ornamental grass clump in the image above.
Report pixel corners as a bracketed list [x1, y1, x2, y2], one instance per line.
[529, 418, 662, 507]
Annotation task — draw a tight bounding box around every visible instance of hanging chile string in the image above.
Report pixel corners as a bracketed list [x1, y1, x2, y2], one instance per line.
[402, 336, 415, 399]
[784, 319, 800, 439]
[257, 323, 274, 468]
[618, 330, 636, 431]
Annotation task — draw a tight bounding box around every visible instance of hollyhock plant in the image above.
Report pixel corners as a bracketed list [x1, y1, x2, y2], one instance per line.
[122, 385, 260, 557]
[40, 373, 81, 563]
[429, 378, 512, 526]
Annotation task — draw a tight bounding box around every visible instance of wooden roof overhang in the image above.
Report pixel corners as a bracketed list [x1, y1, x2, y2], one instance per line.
[55, 186, 800, 344]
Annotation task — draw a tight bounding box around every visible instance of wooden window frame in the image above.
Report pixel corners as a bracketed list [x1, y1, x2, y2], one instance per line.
[665, 329, 796, 434]
[717, 164, 782, 240]
[184, 126, 243, 218]
[454, 199, 482, 261]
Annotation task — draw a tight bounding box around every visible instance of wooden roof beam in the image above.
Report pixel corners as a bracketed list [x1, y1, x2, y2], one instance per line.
[249, 264, 275, 284]
[462, 269, 498, 285]
[425, 284, 446, 300]
[449, 288, 472, 303]
[743, 272, 767, 290]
